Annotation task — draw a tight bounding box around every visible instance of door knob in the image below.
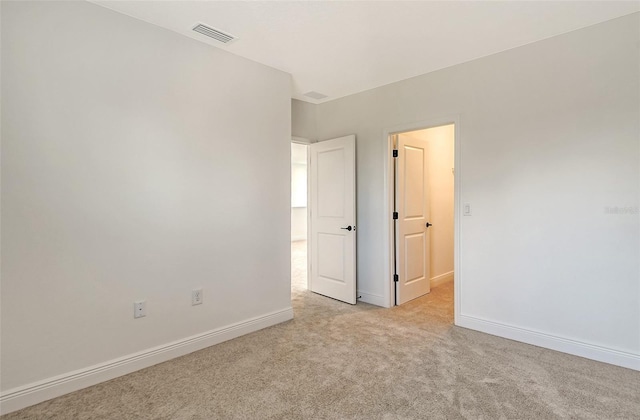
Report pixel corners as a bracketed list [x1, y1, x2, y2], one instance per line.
[425, 222, 433, 228]
[340, 226, 353, 231]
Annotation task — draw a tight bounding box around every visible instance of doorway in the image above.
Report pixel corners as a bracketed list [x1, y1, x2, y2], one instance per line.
[389, 124, 456, 307]
[291, 135, 358, 304]
[291, 142, 309, 291]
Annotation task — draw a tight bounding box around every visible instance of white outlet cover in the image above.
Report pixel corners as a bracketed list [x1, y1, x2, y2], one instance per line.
[192, 289, 203, 306]
[134, 301, 146, 318]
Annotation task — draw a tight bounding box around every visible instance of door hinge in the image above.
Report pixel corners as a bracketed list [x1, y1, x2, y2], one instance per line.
[393, 274, 399, 282]
[393, 212, 398, 220]
[392, 150, 398, 158]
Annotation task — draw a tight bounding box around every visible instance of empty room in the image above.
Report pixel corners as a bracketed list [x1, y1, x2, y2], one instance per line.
[1, 1, 639, 419]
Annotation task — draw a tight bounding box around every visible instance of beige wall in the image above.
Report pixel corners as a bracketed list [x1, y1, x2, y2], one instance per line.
[1, 0, 292, 405]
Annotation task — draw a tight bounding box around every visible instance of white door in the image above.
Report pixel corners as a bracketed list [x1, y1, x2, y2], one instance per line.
[309, 135, 357, 304]
[396, 134, 431, 305]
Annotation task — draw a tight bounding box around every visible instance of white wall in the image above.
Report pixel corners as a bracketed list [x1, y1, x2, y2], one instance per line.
[1, 1, 292, 410]
[402, 125, 455, 285]
[297, 13, 640, 369]
[291, 207, 307, 241]
[291, 143, 308, 241]
[292, 100, 317, 141]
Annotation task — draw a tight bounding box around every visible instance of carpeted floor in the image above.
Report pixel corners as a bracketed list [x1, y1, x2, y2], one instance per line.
[3, 241, 639, 419]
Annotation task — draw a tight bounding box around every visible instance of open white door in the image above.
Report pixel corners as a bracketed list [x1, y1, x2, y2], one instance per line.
[396, 134, 431, 305]
[309, 135, 356, 304]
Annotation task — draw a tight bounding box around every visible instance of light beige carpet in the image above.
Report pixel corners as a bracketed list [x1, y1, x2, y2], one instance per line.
[3, 241, 639, 419]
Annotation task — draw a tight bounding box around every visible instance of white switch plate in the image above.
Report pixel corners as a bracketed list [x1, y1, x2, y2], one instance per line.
[463, 203, 472, 216]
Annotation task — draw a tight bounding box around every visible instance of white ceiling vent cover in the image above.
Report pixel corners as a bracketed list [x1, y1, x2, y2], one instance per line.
[303, 91, 329, 100]
[192, 23, 237, 44]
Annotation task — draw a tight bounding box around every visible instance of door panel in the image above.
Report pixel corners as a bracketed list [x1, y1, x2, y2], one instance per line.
[317, 148, 345, 217]
[404, 146, 426, 218]
[317, 233, 345, 282]
[397, 135, 430, 305]
[405, 233, 426, 283]
[309, 135, 356, 304]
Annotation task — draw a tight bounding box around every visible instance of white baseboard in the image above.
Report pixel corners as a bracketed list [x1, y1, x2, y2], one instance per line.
[457, 314, 640, 371]
[430, 271, 453, 289]
[0, 307, 294, 415]
[357, 291, 387, 307]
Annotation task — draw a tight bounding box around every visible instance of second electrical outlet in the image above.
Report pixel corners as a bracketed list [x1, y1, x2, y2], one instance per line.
[192, 289, 203, 306]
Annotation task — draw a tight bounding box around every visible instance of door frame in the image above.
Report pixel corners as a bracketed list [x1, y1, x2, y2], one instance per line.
[382, 116, 461, 325]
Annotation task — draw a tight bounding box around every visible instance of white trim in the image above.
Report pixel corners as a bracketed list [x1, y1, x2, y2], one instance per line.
[306, 145, 311, 291]
[430, 271, 454, 289]
[382, 134, 395, 309]
[457, 314, 640, 371]
[291, 235, 307, 242]
[382, 116, 461, 313]
[357, 291, 386, 307]
[292, 136, 312, 145]
[0, 307, 294, 415]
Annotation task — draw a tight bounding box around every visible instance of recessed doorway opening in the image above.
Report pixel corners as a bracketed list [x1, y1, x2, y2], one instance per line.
[388, 123, 456, 311]
[291, 135, 357, 305]
[291, 142, 309, 292]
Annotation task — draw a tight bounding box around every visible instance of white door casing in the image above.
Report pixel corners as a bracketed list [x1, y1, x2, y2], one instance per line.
[396, 134, 431, 305]
[309, 135, 357, 304]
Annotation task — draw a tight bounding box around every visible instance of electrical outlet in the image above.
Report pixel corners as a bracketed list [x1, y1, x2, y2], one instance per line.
[134, 300, 146, 318]
[192, 289, 203, 306]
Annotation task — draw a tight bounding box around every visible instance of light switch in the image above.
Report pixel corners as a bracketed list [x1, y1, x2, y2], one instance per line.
[463, 203, 472, 216]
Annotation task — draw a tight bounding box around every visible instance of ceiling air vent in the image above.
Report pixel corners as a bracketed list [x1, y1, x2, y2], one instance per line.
[303, 91, 328, 100]
[192, 23, 237, 44]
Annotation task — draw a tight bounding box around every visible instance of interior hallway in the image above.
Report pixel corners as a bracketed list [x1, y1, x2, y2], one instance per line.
[2, 243, 638, 419]
[291, 240, 308, 293]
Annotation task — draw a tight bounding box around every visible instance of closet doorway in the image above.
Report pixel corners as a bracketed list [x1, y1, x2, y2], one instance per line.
[389, 124, 455, 306]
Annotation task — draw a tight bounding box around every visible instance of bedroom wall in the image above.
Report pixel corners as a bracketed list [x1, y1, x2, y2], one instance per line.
[292, 99, 317, 141]
[1, 1, 292, 411]
[301, 13, 640, 369]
